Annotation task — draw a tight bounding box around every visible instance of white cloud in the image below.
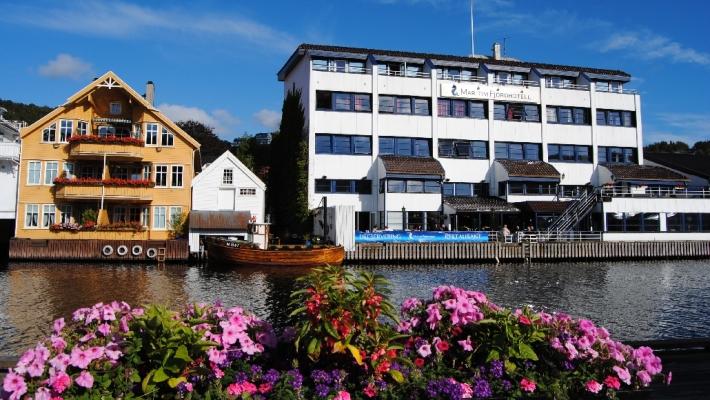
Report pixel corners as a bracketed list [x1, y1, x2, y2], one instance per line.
[656, 112, 710, 132]
[38, 54, 93, 80]
[253, 109, 281, 130]
[597, 30, 710, 66]
[158, 103, 240, 138]
[2, 1, 297, 53]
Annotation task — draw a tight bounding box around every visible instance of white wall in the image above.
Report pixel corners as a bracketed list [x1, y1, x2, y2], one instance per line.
[438, 158, 489, 182]
[437, 118, 489, 140]
[491, 121, 542, 143]
[314, 111, 372, 135]
[312, 70, 372, 93]
[603, 197, 710, 214]
[544, 125, 592, 146]
[603, 232, 710, 241]
[594, 92, 636, 110]
[381, 192, 441, 212]
[544, 88, 591, 108]
[378, 75, 431, 97]
[378, 114, 432, 137]
[550, 162, 595, 185]
[0, 159, 18, 219]
[595, 126, 639, 148]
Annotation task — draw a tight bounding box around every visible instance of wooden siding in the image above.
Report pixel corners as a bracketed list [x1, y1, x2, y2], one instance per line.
[9, 238, 188, 261]
[346, 241, 710, 263]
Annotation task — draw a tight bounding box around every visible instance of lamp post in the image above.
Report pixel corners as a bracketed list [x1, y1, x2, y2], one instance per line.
[401, 206, 406, 231]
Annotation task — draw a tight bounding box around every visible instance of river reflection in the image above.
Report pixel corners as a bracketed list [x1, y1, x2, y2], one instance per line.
[1, 259, 709, 356]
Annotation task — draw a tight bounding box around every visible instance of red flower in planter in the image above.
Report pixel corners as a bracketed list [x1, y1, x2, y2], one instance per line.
[54, 177, 154, 188]
[68, 135, 145, 146]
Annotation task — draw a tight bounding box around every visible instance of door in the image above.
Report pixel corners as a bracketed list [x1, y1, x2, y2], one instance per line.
[218, 188, 235, 210]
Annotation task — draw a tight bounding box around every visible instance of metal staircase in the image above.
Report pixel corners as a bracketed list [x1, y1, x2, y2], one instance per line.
[546, 189, 600, 233]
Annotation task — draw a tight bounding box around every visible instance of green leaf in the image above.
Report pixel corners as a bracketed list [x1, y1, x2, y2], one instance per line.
[307, 338, 319, 358]
[486, 349, 501, 362]
[152, 367, 169, 383]
[504, 359, 517, 374]
[174, 345, 192, 362]
[388, 369, 404, 383]
[477, 318, 497, 324]
[517, 342, 539, 361]
[345, 344, 363, 365]
[323, 320, 340, 339]
[168, 377, 187, 388]
[142, 370, 155, 393]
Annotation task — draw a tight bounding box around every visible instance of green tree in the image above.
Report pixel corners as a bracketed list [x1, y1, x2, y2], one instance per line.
[0, 99, 53, 124]
[231, 136, 256, 171]
[692, 140, 710, 156]
[644, 140, 690, 153]
[268, 88, 309, 238]
[176, 120, 230, 164]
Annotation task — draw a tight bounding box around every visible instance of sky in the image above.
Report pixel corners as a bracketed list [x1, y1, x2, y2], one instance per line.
[0, 0, 709, 144]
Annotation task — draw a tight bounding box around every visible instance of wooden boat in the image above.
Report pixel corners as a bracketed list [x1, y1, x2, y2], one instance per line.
[206, 238, 345, 267]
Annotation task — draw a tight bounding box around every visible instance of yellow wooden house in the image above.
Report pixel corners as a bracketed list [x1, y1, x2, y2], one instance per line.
[16, 71, 200, 243]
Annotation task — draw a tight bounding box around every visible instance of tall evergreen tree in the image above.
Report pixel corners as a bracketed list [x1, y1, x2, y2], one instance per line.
[268, 88, 309, 238]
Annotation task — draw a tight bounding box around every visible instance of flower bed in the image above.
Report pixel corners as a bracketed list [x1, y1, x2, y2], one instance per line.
[53, 177, 154, 187]
[2, 267, 669, 399]
[50, 221, 145, 232]
[68, 135, 144, 146]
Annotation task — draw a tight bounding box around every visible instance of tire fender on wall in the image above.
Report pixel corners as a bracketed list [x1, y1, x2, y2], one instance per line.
[131, 245, 143, 256]
[146, 248, 157, 259]
[102, 245, 114, 256]
[116, 245, 129, 256]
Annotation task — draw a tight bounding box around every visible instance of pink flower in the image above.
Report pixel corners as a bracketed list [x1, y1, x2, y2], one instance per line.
[34, 387, 52, 400]
[613, 366, 632, 385]
[86, 346, 105, 361]
[49, 371, 71, 393]
[50, 335, 67, 352]
[207, 348, 226, 364]
[604, 375, 621, 390]
[79, 332, 96, 343]
[184, 382, 194, 392]
[227, 383, 242, 396]
[3, 372, 27, 398]
[417, 344, 432, 358]
[119, 316, 130, 332]
[76, 371, 94, 388]
[69, 347, 91, 369]
[585, 379, 603, 393]
[97, 323, 111, 336]
[461, 383, 473, 399]
[637, 370, 652, 387]
[222, 324, 240, 346]
[212, 365, 225, 379]
[50, 353, 71, 372]
[53, 318, 65, 334]
[258, 383, 273, 394]
[26, 359, 45, 377]
[34, 345, 50, 362]
[363, 383, 377, 397]
[105, 348, 122, 361]
[102, 305, 116, 321]
[666, 371, 673, 385]
[520, 378, 536, 393]
[458, 336, 474, 351]
[518, 315, 532, 325]
[241, 382, 257, 395]
[334, 390, 351, 400]
[426, 304, 442, 329]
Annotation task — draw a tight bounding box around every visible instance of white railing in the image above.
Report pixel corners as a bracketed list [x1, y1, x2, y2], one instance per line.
[600, 186, 710, 199]
[312, 65, 371, 74]
[438, 74, 488, 83]
[378, 69, 431, 79]
[493, 78, 540, 87]
[545, 82, 590, 90]
[0, 142, 20, 161]
[508, 231, 603, 242]
[595, 86, 638, 94]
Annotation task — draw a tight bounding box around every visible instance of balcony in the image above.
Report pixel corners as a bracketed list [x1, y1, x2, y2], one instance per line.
[54, 180, 153, 202]
[493, 78, 540, 87]
[0, 142, 20, 161]
[600, 186, 710, 199]
[545, 81, 590, 91]
[68, 135, 144, 160]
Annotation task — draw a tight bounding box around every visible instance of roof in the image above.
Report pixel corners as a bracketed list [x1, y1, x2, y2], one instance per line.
[192, 150, 266, 191]
[0, 120, 19, 141]
[496, 160, 561, 179]
[379, 155, 445, 176]
[21, 71, 201, 149]
[278, 43, 630, 81]
[644, 153, 710, 180]
[189, 210, 251, 230]
[602, 163, 688, 182]
[516, 201, 572, 214]
[444, 196, 520, 213]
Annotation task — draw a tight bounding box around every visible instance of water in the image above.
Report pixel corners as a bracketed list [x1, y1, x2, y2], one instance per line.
[1, 259, 709, 357]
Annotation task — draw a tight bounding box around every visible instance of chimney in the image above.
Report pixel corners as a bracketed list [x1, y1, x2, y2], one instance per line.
[145, 81, 155, 106]
[492, 42, 502, 60]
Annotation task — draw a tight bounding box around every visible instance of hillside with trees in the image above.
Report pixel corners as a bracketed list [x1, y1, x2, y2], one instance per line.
[0, 99, 53, 124]
[644, 140, 710, 155]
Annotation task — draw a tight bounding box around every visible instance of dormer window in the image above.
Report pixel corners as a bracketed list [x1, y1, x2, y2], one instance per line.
[110, 102, 122, 115]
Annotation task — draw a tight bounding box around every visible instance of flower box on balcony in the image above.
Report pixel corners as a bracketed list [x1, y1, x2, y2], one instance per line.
[68, 135, 144, 146]
[53, 177, 155, 188]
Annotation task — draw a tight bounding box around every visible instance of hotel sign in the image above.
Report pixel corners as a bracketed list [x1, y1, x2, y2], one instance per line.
[355, 230, 489, 244]
[440, 82, 540, 103]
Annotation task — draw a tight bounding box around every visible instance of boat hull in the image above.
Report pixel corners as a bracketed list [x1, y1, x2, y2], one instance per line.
[206, 241, 345, 267]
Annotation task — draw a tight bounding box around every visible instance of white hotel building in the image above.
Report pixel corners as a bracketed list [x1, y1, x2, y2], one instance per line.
[277, 43, 710, 240]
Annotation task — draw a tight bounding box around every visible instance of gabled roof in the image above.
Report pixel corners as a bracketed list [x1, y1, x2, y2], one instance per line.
[379, 155, 445, 176]
[189, 210, 250, 230]
[192, 150, 266, 191]
[602, 163, 687, 182]
[444, 196, 520, 213]
[644, 153, 710, 180]
[20, 71, 200, 149]
[278, 43, 631, 81]
[496, 160, 561, 179]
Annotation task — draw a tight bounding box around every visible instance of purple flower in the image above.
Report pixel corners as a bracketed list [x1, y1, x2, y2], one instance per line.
[315, 383, 330, 397]
[489, 360, 504, 378]
[263, 369, 280, 385]
[311, 369, 332, 384]
[287, 369, 303, 390]
[501, 379, 513, 392]
[473, 378, 492, 398]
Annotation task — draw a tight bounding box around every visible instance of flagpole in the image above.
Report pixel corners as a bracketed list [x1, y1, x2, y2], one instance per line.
[470, 0, 475, 56]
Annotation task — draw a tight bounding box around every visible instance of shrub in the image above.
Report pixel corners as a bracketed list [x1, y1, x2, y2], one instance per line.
[2, 267, 669, 399]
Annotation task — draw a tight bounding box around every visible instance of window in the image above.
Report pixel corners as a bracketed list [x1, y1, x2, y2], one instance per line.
[605, 213, 661, 232]
[355, 180, 372, 194]
[129, 207, 141, 223]
[169, 207, 183, 224]
[455, 183, 472, 196]
[155, 165, 168, 187]
[42, 204, 56, 228]
[413, 98, 430, 115]
[161, 127, 174, 146]
[110, 102, 122, 115]
[494, 142, 541, 160]
[504, 182, 557, 196]
[573, 108, 588, 125]
[437, 99, 451, 117]
[316, 91, 371, 112]
[240, 188, 257, 196]
[42, 123, 56, 142]
[62, 162, 75, 179]
[77, 121, 88, 136]
[406, 180, 424, 193]
[468, 101, 486, 119]
[386, 179, 439, 193]
[59, 120, 73, 142]
[597, 109, 635, 127]
[547, 144, 591, 163]
[558, 108, 573, 124]
[142, 207, 150, 227]
[27, 161, 41, 184]
[315, 179, 331, 193]
[171, 165, 183, 187]
[143, 165, 151, 180]
[25, 204, 39, 228]
[443, 183, 455, 196]
[98, 125, 115, 137]
[379, 96, 395, 113]
[113, 207, 127, 223]
[380, 96, 430, 115]
[315, 134, 371, 155]
[424, 181, 441, 193]
[546, 76, 575, 88]
[451, 100, 466, 117]
[387, 180, 405, 193]
[312, 59, 329, 71]
[395, 97, 412, 114]
[44, 161, 58, 185]
[493, 103, 540, 122]
[223, 169, 233, 185]
[598, 147, 636, 164]
[146, 123, 158, 145]
[314, 179, 372, 194]
[438, 140, 488, 159]
[153, 206, 167, 229]
[378, 137, 431, 157]
[60, 205, 72, 224]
